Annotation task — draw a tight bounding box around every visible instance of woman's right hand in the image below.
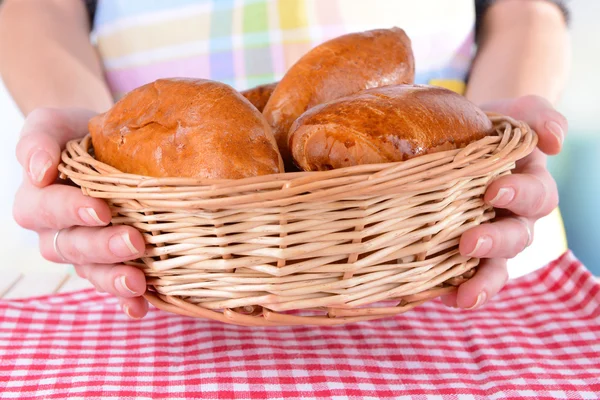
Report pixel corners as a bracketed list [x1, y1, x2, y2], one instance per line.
[13, 108, 149, 318]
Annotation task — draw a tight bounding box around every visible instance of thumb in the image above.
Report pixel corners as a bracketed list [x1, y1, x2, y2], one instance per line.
[16, 107, 99, 187]
[479, 95, 568, 156]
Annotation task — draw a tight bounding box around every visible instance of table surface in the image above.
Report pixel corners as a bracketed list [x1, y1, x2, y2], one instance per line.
[1, 269, 93, 299]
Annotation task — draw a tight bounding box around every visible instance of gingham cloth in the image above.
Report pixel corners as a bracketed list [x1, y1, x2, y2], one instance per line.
[1, 251, 599, 400]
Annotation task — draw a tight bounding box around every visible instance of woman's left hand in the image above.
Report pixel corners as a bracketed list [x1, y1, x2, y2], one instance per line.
[441, 95, 568, 309]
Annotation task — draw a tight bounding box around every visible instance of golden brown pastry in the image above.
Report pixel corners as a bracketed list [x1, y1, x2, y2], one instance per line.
[241, 82, 278, 112]
[288, 85, 494, 171]
[89, 78, 284, 179]
[263, 27, 415, 164]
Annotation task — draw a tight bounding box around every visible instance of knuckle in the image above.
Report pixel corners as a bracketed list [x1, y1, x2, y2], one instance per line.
[549, 193, 559, 212]
[517, 233, 529, 254]
[550, 111, 568, 131]
[546, 179, 559, 211]
[27, 107, 61, 125]
[61, 238, 86, 265]
[514, 218, 533, 253]
[12, 204, 30, 229]
[94, 285, 107, 294]
[510, 95, 541, 115]
[89, 268, 112, 293]
[559, 115, 568, 132]
[12, 187, 29, 228]
[39, 243, 56, 262]
[39, 206, 59, 229]
[15, 136, 30, 164]
[73, 265, 86, 279]
[529, 171, 559, 217]
[85, 267, 100, 286]
[529, 174, 549, 214]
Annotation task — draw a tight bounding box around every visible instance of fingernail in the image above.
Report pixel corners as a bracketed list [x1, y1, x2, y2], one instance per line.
[115, 275, 138, 296]
[465, 291, 488, 310]
[489, 187, 515, 207]
[123, 304, 141, 319]
[28, 150, 52, 183]
[467, 235, 493, 257]
[109, 232, 139, 257]
[78, 207, 105, 226]
[515, 216, 533, 247]
[546, 121, 564, 146]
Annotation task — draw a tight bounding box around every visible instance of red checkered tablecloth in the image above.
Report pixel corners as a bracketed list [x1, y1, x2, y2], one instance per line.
[1, 251, 599, 400]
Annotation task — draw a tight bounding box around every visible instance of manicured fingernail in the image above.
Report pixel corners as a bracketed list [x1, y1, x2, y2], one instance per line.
[78, 207, 104, 225]
[109, 232, 139, 257]
[28, 150, 52, 183]
[546, 121, 564, 146]
[515, 216, 533, 247]
[465, 291, 488, 309]
[123, 304, 140, 319]
[467, 235, 493, 257]
[489, 187, 515, 207]
[115, 275, 138, 296]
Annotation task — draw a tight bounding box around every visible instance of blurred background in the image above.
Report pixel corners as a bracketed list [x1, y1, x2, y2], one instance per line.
[0, 0, 598, 280]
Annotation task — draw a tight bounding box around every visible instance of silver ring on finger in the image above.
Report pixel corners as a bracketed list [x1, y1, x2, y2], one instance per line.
[53, 229, 66, 262]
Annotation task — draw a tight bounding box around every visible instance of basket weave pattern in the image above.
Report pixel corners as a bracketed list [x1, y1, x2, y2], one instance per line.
[59, 114, 537, 326]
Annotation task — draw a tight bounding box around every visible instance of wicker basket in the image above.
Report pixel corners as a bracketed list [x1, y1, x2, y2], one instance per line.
[58, 113, 537, 326]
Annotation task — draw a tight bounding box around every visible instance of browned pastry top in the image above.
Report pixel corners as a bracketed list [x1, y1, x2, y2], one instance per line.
[89, 78, 284, 179]
[241, 82, 278, 112]
[263, 27, 415, 163]
[288, 84, 494, 171]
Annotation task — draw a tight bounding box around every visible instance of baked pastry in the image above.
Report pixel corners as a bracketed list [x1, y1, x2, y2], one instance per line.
[241, 82, 278, 112]
[89, 78, 284, 179]
[263, 27, 415, 164]
[288, 85, 494, 171]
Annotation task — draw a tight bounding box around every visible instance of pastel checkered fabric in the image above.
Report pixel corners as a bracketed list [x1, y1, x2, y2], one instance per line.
[1, 251, 599, 399]
[92, 0, 476, 97]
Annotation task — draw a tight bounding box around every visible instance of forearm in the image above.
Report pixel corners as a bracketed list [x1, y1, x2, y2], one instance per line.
[0, 0, 114, 115]
[465, 0, 569, 105]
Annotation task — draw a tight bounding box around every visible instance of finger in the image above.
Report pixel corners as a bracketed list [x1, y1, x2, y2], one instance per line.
[453, 258, 509, 309]
[119, 297, 149, 319]
[39, 226, 145, 265]
[73, 264, 108, 294]
[459, 216, 534, 259]
[16, 107, 98, 187]
[13, 181, 111, 231]
[484, 163, 558, 219]
[440, 291, 458, 308]
[481, 95, 568, 155]
[75, 264, 146, 298]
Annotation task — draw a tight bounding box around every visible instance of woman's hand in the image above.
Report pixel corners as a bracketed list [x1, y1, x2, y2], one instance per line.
[13, 108, 149, 318]
[442, 95, 568, 309]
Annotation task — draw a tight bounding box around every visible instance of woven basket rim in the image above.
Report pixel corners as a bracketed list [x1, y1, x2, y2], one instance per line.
[57, 114, 538, 211]
[59, 113, 531, 185]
